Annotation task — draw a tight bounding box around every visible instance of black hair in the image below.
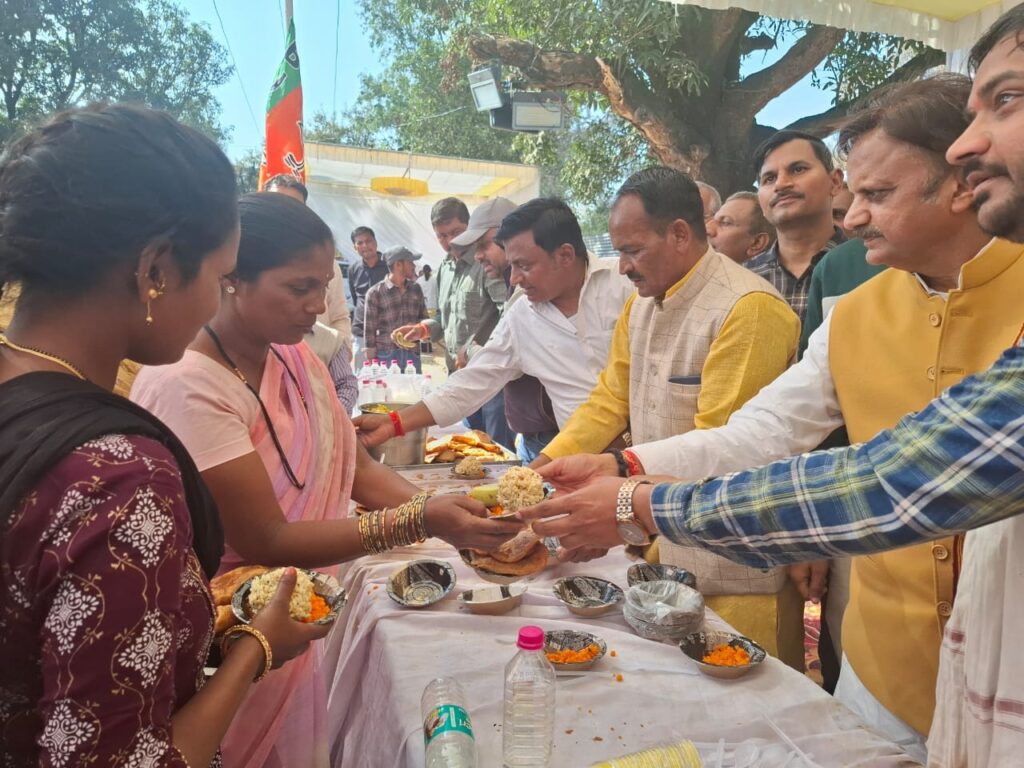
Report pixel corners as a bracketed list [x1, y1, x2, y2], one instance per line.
[613, 166, 707, 240]
[235, 192, 334, 281]
[350, 225, 375, 243]
[264, 173, 309, 202]
[752, 130, 835, 178]
[837, 74, 972, 193]
[970, 4, 1024, 72]
[0, 103, 238, 299]
[494, 197, 588, 262]
[430, 197, 470, 226]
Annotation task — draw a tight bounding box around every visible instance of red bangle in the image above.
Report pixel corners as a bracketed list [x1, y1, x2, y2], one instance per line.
[389, 410, 406, 438]
[622, 449, 643, 477]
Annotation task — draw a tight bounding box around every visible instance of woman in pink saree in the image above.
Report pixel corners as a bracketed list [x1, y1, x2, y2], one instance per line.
[131, 193, 521, 767]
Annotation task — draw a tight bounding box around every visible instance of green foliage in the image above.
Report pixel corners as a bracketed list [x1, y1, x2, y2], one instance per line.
[0, 0, 232, 145]
[235, 148, 262, 195]
[339, 0, 938, 201]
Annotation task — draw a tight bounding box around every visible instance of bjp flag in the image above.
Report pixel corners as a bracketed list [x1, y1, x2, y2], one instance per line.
[258, 1, 304, 188]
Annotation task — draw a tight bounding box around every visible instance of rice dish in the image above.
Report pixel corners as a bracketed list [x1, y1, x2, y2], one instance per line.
[497, 466, 545, 512]
[454, 456, 484, 477]
[248, 567, 315, 621]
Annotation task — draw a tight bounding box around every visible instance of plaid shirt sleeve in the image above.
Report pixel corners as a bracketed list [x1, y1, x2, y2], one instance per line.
[650, 342, 1024, 567]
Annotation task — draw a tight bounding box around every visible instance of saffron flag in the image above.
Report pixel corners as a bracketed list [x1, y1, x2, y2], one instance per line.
[258, 3, 304, 188]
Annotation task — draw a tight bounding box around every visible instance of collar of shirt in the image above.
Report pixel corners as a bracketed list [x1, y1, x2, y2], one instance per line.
[910, 237, 1024, 299]
[759, 226, 846, 278]
[659, 244, 715, 304]
[384, 276, 414, 291]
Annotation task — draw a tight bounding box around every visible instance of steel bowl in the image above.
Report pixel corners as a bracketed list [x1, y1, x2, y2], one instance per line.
[456, 583, 527, 615]
[232, 569, 347, 626]
[678, 630, 766, 680]
[360, 402, 426, 466]
[627, 562, 697, 591]
[552, 576, 624, 617]
[623, 581, 705, 642]
[543, 629, 608, 671]
[386, 559, 456, 608]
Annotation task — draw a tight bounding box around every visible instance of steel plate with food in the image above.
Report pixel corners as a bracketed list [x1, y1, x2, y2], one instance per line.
[424, 429, 516, 464]
[230, 567, 347, 627]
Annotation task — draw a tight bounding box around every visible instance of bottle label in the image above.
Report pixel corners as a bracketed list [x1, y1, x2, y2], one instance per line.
[423, 704, 474, 745]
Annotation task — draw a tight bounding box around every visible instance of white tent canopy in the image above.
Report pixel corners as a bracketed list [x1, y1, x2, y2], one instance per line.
[304, 143, 541, 270]
[661, 1, 1012, 58]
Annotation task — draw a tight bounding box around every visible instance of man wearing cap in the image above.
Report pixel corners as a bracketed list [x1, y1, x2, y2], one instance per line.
[397, 197, 516, 448]
[362, 246, 429, 372]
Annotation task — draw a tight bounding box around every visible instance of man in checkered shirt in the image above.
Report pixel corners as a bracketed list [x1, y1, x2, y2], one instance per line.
[744, 130, 846, 323]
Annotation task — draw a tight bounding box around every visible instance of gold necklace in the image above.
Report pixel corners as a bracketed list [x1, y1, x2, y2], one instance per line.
[0, 333, 88, 381]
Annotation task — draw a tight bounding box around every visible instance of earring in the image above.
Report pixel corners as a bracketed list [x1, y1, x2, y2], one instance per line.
[226, 286, 236, 294]
[145, 280, 165, 326]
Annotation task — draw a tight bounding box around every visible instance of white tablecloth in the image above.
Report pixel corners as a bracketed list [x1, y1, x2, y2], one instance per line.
[323, 471, 920, 768]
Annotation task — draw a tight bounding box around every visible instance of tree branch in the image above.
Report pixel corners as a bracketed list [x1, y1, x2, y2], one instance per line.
[467, 34, 604, 90]
[729, 25, 845, 117]
[784, 47, 946, 135]
[468, 32, 702, 173]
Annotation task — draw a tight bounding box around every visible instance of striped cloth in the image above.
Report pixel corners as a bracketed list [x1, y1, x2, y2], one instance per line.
[649, 336, 1024, 565]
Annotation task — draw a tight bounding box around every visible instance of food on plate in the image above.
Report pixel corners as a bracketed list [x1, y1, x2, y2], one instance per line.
[361, 403, 390, 414]
[496, 466, 545, 512]
[454, 456, 486, 478]
[214, 605, 237, 635]
[390, 328, 418, 350]
[425, 430, 509, 463]
[465, 529, 548, 577]
[210, 565, 270, 634]
[702, 643, 751, 667]
[545, 643, 602, 665]
[248, 567, 316, 621]
[468, 483, 500, 507]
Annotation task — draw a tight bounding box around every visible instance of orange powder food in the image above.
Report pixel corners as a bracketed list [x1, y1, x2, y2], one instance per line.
[303, 593, 331, 623]
[545, 643, 601, 664]
[702, 643, 751, 666]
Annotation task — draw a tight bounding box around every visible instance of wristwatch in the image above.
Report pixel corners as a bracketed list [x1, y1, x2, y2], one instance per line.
[615, 479, 653, 546]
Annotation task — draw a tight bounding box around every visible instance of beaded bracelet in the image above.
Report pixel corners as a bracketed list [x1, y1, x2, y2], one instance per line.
[220, 624, 273, 682]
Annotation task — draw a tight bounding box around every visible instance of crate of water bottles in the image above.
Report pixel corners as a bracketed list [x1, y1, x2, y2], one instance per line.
[356, 358, 436, 410]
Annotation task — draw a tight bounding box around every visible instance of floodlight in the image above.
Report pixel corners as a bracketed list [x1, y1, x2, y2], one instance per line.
[511, 91, 567, 131]
[469, 65, 505, 111]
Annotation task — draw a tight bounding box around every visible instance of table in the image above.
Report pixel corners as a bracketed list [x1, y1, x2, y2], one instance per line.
[323, 470, 920, 767]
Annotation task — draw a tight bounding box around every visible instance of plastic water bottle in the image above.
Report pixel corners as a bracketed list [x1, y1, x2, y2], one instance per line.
[375, 379, 388, 403]
[422, 678, 477, 767]
[404, 360, 417, 376]
[502, 626, 556, 767]
[389, 359, 402, 375]
[420, 373, 434, 398]
[356, 379, 372, 407]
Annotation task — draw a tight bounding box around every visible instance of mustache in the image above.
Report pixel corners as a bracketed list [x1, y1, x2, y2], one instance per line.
[850, 226, 884, 241]
[626, 271, 643, 282]
[771, 191, 803, 205]
[962, 157, 1009, 182]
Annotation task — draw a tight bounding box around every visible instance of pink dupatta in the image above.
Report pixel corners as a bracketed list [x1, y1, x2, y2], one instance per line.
[220, 342, 357, 768]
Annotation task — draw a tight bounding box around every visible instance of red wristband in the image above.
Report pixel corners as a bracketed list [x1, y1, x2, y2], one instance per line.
[622, 449, 643, 477]
[389, 410, 406, 438]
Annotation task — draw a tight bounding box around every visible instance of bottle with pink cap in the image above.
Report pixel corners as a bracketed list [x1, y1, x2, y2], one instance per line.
[502, 625, 556, 767]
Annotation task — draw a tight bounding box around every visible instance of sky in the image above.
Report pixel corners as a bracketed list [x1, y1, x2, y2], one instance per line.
[180, 0, 835, 163]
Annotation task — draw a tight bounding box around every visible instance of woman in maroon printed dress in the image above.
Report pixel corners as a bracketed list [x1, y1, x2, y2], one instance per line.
[0, 104, 327, 767]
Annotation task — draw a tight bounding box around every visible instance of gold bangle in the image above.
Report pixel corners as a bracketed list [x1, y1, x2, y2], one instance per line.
[358, 508, 373, 553]
[220, 624, 273, 682]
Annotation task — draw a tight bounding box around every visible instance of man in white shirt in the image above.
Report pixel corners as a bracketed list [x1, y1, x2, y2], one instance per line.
[417, 264, 438, 315]
[354, 198, 635, 445]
